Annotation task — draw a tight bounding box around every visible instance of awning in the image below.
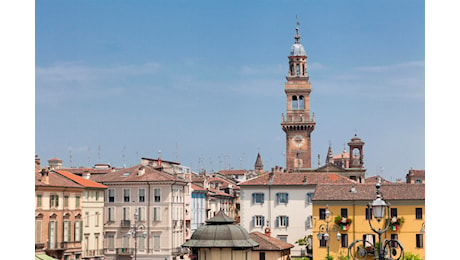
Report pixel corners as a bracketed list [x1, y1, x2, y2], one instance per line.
[35, 253, 58, 260]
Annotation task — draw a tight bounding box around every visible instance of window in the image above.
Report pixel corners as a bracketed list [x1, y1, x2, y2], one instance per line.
[63, 221, 71, 242]
[50, 195, 59, 208]
[153, 207, 161, 221]
[259, 252, 266, 260]
[85, 212, 90, 227]
[291, 96, 298, 110]
[95, 212, 100, 227]
[154, 188, 161, 202]
[139, 188, 145, 202]
[107, 233, 115, 250]
[276, 216, 289, 227]
[122, 236, 129, 249]
[64, 195, 69, 208]
[276, 193, 289, 204]
[138, 236, 145, 251]
[137, 207, 145, 221]
[253, 215, 265, 227]
[252, 193, 264, 204]
[36, 220, 42, 243]
[96, 191, 100, 201]
[363, 234, 375, 249]
[341, 234, 348, 248]
[416, 208, 423, 219]
[299, 95, 305, 109]
[390, 208, 398, 218]
[306, 216, 312, 229]
[107, 207, 115, 222]
[416, 234, 424, 248]
[36, 194, 42, 208]
[296, 64, 300, 75]
[365, 208, 373, 220]
[123, 189, 130, 202]
[390, 234, 398, 248]
[123, 207, 130, 221]
[319, 235, 327, 247]
[341, 208, 348, 218]
[76, 196, 80, 208]
[319, 208, 326, 220]
[48, 221, 57, 248]
[75, 221, 82, 242]
[306, 193, 313, 204]
[415, 179, 423, 184]
[153, 234, 161, 251]
[277, 235, 288, 242]
[108, 189, 115, 203]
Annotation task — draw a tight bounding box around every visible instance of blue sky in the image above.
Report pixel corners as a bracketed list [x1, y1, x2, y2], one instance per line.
[34, 0, 425, 180]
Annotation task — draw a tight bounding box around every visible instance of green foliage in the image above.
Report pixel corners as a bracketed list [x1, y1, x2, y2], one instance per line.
[402, 252, 423, 260]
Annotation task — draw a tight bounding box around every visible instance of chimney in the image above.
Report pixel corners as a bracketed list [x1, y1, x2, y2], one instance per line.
[35, 155, 40, 171]
[40, 167, 50, 184]
[264, 227, 271, 237]
[83, 170, 91, 179]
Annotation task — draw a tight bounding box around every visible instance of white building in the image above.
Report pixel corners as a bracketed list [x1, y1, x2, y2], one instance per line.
[239, 168, 355, 257]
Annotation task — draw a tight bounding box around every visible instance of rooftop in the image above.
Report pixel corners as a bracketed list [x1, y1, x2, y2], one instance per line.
[250, 231, 294, 251]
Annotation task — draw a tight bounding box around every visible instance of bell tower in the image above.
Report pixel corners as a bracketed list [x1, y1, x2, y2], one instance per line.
[281, 23, 315, 170]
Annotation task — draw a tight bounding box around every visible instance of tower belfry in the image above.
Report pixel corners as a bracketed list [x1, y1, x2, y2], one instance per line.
[281, 22, 315, 170]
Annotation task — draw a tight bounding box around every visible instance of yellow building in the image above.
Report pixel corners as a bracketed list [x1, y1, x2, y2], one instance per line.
[312, 183, 425, 260]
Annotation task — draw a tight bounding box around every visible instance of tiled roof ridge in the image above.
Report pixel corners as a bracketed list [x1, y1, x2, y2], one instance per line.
[249, 231, 294, 250]
[54, 170, 108, 188]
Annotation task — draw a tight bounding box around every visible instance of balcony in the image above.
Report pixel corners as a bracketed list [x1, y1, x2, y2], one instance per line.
[35, 243, 45, 250]
[121, 220, 131, 227]
[84, 249, 104, 257]
[117, 248, 134, 255]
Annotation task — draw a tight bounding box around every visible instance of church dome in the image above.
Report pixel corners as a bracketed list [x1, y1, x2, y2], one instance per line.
[290, 42, 306, 56]
[182, 210, 258, 248]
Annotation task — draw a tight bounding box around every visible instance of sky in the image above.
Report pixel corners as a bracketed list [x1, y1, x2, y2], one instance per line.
[33, 0, 425, 181]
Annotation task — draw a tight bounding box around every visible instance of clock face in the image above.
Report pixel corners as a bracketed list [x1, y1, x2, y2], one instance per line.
[292, 135, 305, 147]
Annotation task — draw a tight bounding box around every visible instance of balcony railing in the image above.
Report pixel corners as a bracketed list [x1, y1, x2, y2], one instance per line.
[116, 248, 134, 255]
[121, 220, 131, 227]
[83, 249, 104, 256]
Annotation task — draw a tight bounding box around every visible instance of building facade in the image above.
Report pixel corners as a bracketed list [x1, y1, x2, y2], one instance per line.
[312, 183, 425, 260]
[35, 161, 84, 260]
[90, 163, 189, 260]
[239, 168, 355, 257]
[54, 170, 108, 260]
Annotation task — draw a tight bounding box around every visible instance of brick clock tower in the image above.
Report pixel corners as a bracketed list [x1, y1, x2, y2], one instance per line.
[281, 25, 315, 171]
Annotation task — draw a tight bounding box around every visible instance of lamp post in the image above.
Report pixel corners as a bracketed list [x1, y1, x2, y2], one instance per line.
[347, 180, 404, 260]
[317, 205, 342, 260]
[126, 210, 147, 260]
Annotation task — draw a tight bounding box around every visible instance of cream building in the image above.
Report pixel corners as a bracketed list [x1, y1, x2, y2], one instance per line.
[90, 163, 189, 260]
[54, 170, 108, 260]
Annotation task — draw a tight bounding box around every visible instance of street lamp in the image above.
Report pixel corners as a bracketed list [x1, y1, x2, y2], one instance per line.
[126, 210, 147, 260]
[317, 205, 342, 260]
[348, 180, 404, 260]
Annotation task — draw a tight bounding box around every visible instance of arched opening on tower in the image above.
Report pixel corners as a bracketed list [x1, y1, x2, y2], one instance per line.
[296, 64, 300, 75]
[299, 95, 305, 109]
[291, 96, 298, 110]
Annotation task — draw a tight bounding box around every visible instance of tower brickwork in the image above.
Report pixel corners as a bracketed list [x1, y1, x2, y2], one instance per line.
[281, 25, 315, 170]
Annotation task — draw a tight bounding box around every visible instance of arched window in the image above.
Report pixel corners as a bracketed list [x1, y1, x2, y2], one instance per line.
[302, 64, 305, 75]
[291, 96, 298, 110]
[296, 64, 300, 75]
[299, 96, 305, 109]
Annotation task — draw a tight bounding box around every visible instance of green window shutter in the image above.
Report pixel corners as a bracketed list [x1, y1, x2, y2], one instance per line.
[56, 195, 59, 207]
[55, 221, 58, 245]
[80, 221, 83, 242]
[48, 222, 52, 246]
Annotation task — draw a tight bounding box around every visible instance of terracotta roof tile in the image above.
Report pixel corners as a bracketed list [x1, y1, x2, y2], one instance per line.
[35, 171, 84, 189]
[249, 231, 294, 251]
[54, 170, 107, 189]
[90, 164, 188, 183]
[313, 183, 425, 201]
[218, 169, 247, 176]
[239, 172, 356, 186]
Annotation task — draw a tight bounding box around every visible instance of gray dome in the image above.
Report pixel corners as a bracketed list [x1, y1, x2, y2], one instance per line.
[290, 43, 306, 56]
[289, 26, 306, 57]
[182, 210, 259, 248]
